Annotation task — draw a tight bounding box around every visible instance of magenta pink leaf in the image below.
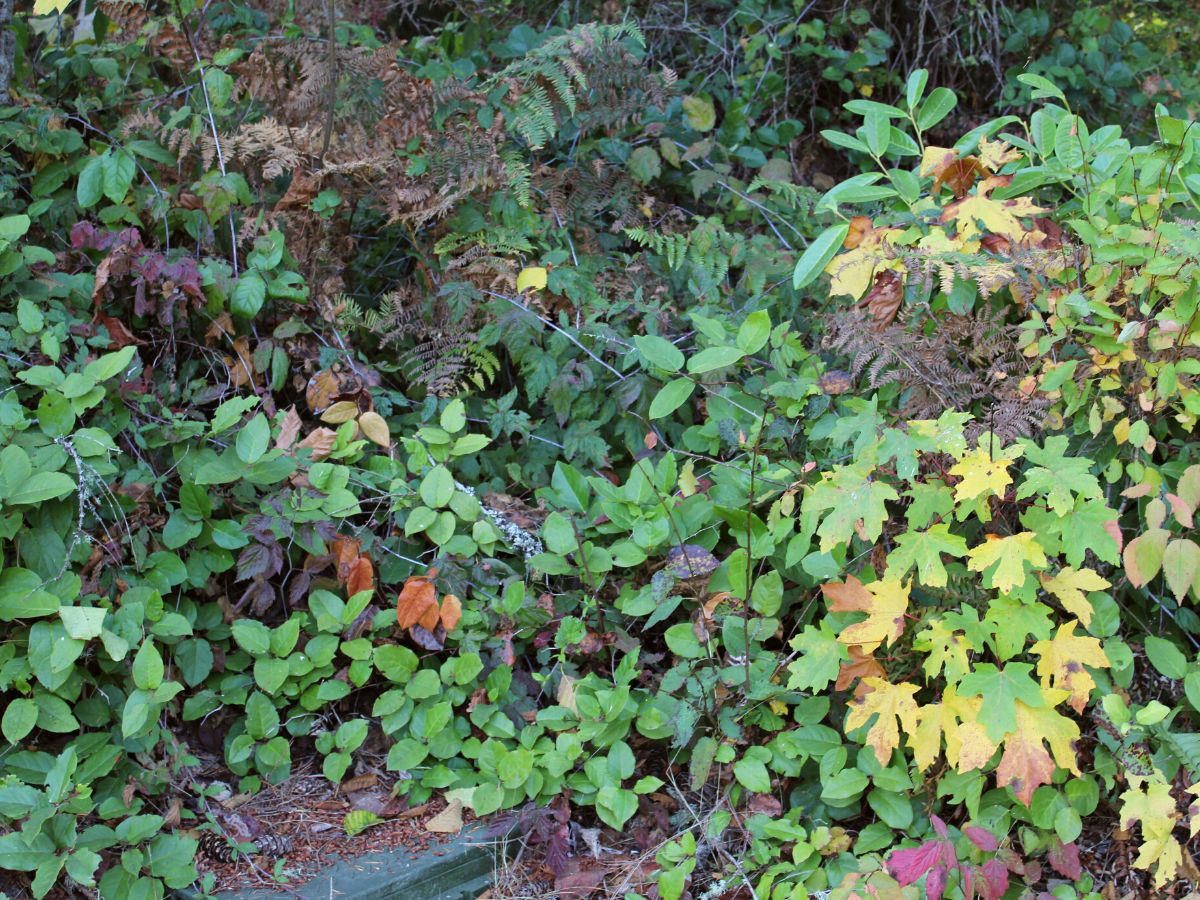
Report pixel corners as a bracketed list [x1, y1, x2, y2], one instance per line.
[931, 814, 949, 838]
[980, 859, 1010, 900]
[964, 825, 999, 852]
[924, 864, 948, 900]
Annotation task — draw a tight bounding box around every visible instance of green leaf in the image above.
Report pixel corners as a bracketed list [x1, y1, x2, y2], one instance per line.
[1017, 73, 1067, 103]
[1144, 636, 1188, 680]
[957, 662, 1045, 742]
[2, 699, 38, 743]
[231, 619, 271, 655]
[687, 346, 744, 374]
[793, 223, 850, 290]
[682, 95, 716, 131]
[420, 465, 455, 508]
[733, 757, 772, 793]
[649, 377, 695, 419]
[886, 524, 968, 588]
[102, 150, 136, 203]
[595, 784, 639, 829]
[17, 298, 44, 333]
[627, 146, 661, 183]
[58, 606, 106, 640]
[905, 69, 929, 110]
[344, 810, 385, 836]
[787, 621, 847, 692]
[77, 155, 105, 208]
[917, 88, 957, 132]
[132, 640, 164, 691]
[6, 471, 76, 505]
[83, 345, 136, 382]
[232, 272, 267, 318]
[634, 335, 684, 373]
[1162, 539, 1200, 601]
[736, 311, 772, 355]
[245, 691, 280, 740]
[235, 413, 270, 464]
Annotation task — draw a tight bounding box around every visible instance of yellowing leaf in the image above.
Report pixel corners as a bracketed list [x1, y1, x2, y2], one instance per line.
[911, 686, 996, 773]
[824, 576, 910, 653]
[919, 146, 957, 178]
[995, 697, 1080, 806]
[1120, 780, 1183, 888]
[948, 446, 1016, 504]
[977, 135, 1022, 171]
[33, 0, 73, 14]
[941, 176, 1049, 244]
[913, 617, 973, 684]
[357, 411, 391, 448]
[516, 266, 548, 292]
[1039, 567, 1110, 628]
[966, 532, 1048, 594]
[844, 677, 920, 765]
[1031, 620, 1110, 713]
[823, 228, 903, 299]
[321, 400, 359, 424]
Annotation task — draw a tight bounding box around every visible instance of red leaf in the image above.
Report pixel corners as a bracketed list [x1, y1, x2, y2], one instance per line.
[887, 840, 943, 886]
[1047, 839, 1081, 880]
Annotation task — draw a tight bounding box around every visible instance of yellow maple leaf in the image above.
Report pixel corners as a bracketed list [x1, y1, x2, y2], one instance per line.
[33, 0, 73, 13]
[845, 677, 920, 765]
[941, 176, 1048, 244]
[1039, 567, 1110, 628]
[1121, 780, 1184, 888]
[966, 532, 1048, 594]
[948, 446, 1018, 504]
[978, 135, 1022, 171]
[824, 576, 910, 653]
[823, 228, 903, 299]
[1031, 621, 1110, 713]
[995, 695, 1080, 806]
[911, 685, 996, 773]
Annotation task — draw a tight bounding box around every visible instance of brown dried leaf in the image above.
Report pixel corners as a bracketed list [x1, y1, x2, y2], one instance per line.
[339, 773, 379, 795]
[424, 799, 464, 834]
[856, 269, 903, 330]
[275, 406, 302, 451]
[298, 427, 337, 461]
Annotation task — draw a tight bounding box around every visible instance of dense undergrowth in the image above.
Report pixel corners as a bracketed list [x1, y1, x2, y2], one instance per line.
[2, 0, 1200, 898]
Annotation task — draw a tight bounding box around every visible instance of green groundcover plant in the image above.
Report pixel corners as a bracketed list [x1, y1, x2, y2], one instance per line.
[1, 1, 1200, 899]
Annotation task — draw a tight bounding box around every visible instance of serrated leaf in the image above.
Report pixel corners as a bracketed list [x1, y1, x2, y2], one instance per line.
[1039, 567, 1109, 628]
[1031, 621, 1110, 713]
[1162, 539, 1200, 601]
[824, 576, 909, 653]
[886, 524, 967, 587]
[966, 532, 1047, 594]
[995, 696, 1080, 806]
[844, 677, 920, 765]
[787, 621, 847, 692]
